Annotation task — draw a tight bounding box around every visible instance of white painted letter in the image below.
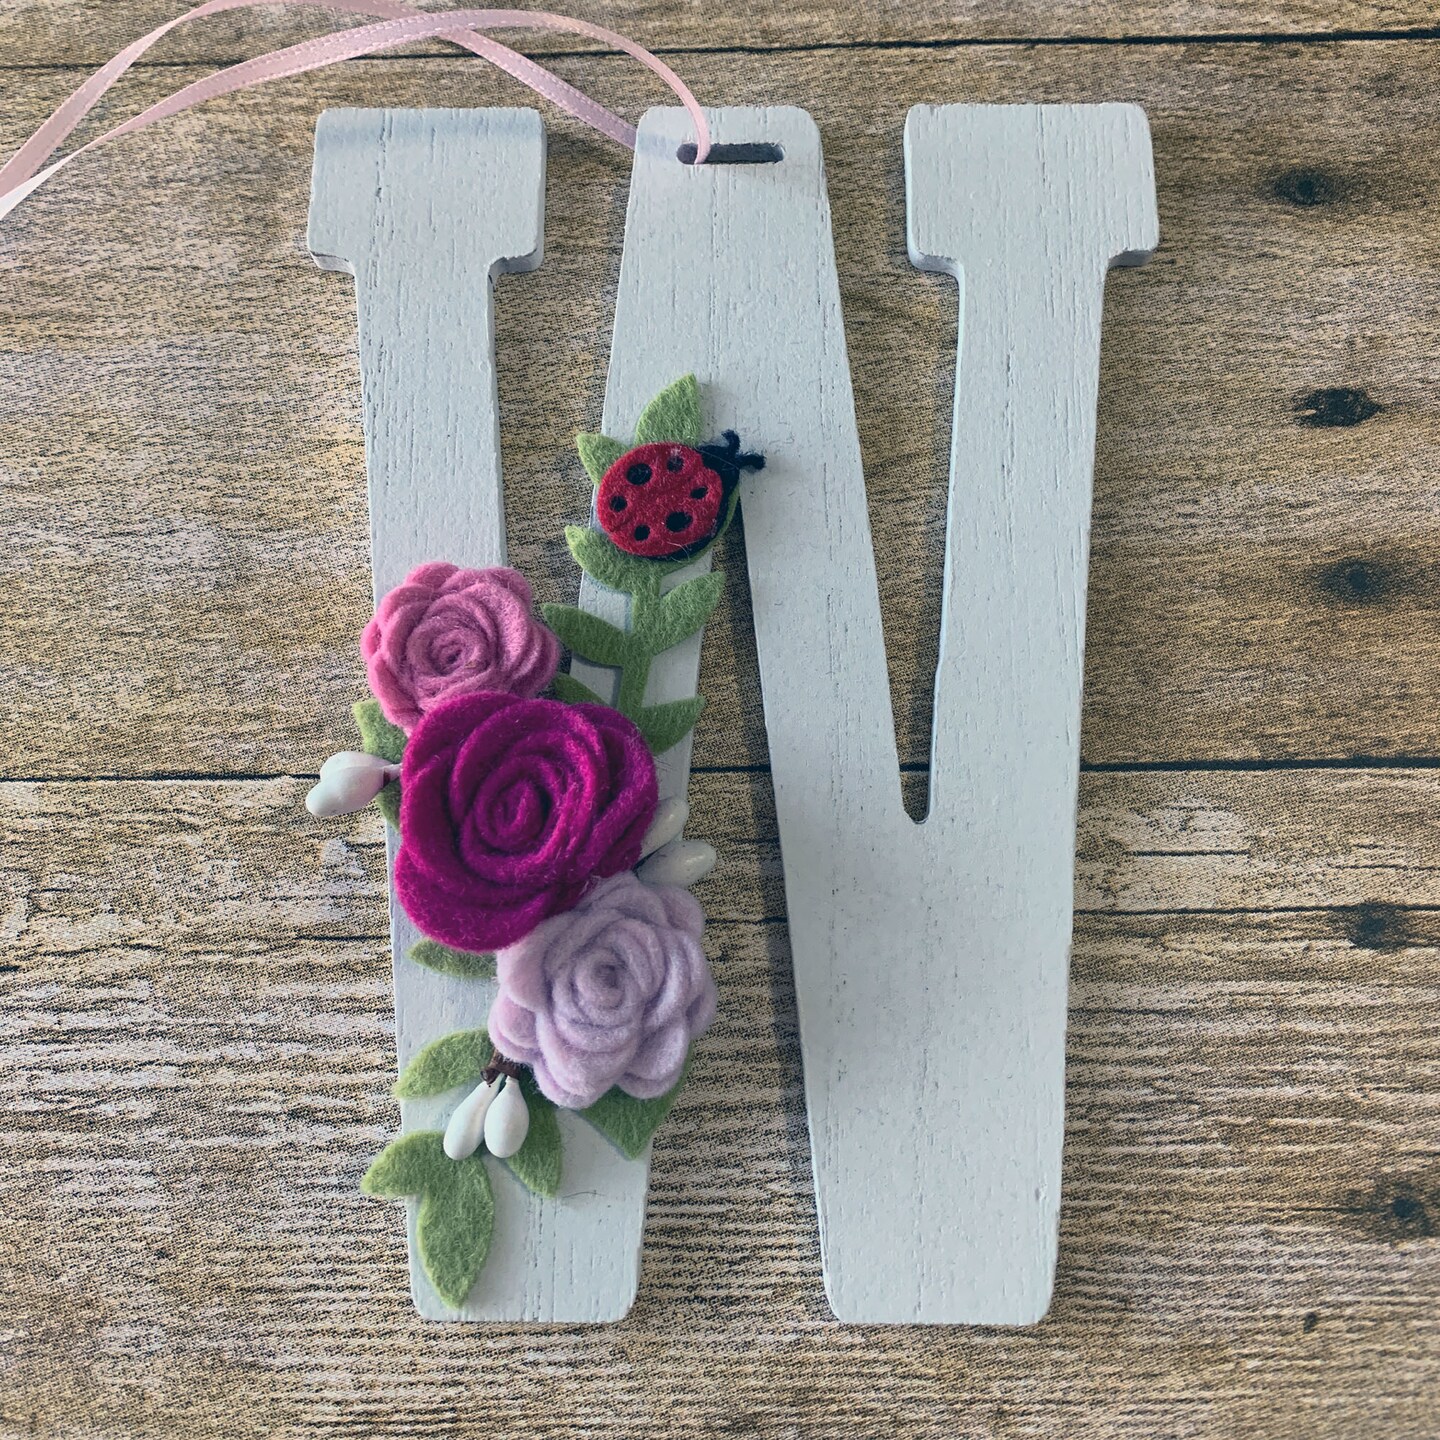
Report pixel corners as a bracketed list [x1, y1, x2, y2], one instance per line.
[310, 102, 1156, 1324]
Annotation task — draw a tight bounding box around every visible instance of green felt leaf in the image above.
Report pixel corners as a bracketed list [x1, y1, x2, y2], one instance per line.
[503, 1071, 562, 1198]
[635, 696, 706, 755]
[361, 1131, 496, 1308]
[579, 1061, 690, 1160]
[407, 939, 495, 980]
[541, 604, 633, 669]
[565, 524, 654, 596]
[551, 672, 609, 707]
[360, 1129, 443, 1197]
[577, 433, 627, 486]
[393, 1028, 493, 1099]
[419, 1147, 495, 1308]
[634, 374, 701, 446]
[375, 783, 400, 828]
[353, 698, 407, 764]
[639, 571, 725, 653]
[353, 697, 406, 826]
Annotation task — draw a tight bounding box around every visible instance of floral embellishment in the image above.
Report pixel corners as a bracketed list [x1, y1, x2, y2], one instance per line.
[362, 563, 560, 731]
[488, 872, 715, 1110]
[323, 376, 754, 1306]
[395, 691, 658, 954]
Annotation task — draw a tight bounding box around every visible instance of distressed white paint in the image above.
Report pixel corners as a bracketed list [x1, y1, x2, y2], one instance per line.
[547, 104, 1155, 1323]
[856, 104, 1155, 1321]
[309, 101, 1156, 1325]
[309, 106, 748, 1324]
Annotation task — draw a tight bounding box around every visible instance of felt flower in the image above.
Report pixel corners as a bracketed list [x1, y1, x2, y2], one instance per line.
[395, 692, 658, 953]
[488, 872, 715, 1109]
[362, 563, 560, 731]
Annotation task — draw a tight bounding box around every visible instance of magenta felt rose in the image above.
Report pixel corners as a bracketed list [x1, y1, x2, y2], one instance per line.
[395, 692, 658, 953]
[362, 563, 559, 730]
[488, 872, 715, 1109]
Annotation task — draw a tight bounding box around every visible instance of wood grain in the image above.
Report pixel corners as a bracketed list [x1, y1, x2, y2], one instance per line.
[2, 770, 1437, 1436]
[1, 4, 1438, 1430]
[3, 40, 1440, 775]
[1, 0, 1435, 69]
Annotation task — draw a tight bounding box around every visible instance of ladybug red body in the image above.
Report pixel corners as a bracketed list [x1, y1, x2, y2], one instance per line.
[597, 431, 764, 560]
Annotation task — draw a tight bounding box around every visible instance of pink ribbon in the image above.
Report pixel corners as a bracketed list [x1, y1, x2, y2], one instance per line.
[0, 2, 711, 221]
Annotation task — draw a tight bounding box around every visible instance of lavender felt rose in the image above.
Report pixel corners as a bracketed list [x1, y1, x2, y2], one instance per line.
[395, 691, 658, 954]
[488, 872, 715, 1110]
[363, 563, 560, 731]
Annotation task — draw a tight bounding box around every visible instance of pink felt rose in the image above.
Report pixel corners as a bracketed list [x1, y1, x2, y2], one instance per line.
[362, 563, 559, 730]
[396, 692, 658, 954]
[488, 872, 715, 1110]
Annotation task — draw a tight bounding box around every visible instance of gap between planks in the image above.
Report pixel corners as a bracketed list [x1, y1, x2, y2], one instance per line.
[4, 25, 1440, 75]
[6, 756, 1440, 784]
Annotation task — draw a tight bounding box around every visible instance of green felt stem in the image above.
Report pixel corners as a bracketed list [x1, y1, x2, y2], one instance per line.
[614, 646, 653, 721]
[613, 571, 660, 722]
[559, 377, 726, 755]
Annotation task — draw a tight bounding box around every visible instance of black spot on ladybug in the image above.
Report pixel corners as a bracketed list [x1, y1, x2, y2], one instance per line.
[666, 452, 685, 472]
[608, 494, 627, 512]
[627, 462, 652, 485]
[633, 524, 651, 541]
[690, 486, 708, 500]
[665, 512, 692, 533]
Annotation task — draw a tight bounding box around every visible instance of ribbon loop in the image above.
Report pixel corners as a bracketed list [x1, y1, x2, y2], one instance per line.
[0, 2, 711, 222]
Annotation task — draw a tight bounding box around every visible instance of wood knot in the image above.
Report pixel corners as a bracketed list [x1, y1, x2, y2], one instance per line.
[1391, 1192, 1427, 1227]
[1272, 168, 1342, 207]
[1340, 901, 1410, 950]
[1302, 1311, 1320, 1333]
[1315, 557, 1396, 606]
[1294, 387, 1382, 428]
[1344, 1177, 1437, 1242]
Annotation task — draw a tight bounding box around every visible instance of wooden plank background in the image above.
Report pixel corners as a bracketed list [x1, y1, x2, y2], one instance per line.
[1, 4, 1437, 1436]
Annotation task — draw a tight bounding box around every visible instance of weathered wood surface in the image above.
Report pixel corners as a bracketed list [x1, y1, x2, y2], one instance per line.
[2, 771, 1438, 1436]
[1, 5, 1438, 1433]
[4, 41, 1440, 774]
[0, 0, 1433, 68]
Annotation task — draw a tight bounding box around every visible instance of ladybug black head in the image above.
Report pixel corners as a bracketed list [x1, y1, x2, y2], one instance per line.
[696, 430, 765, 492]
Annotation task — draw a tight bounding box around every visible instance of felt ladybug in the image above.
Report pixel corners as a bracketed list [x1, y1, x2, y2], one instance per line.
[597, 430, 764, 560]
